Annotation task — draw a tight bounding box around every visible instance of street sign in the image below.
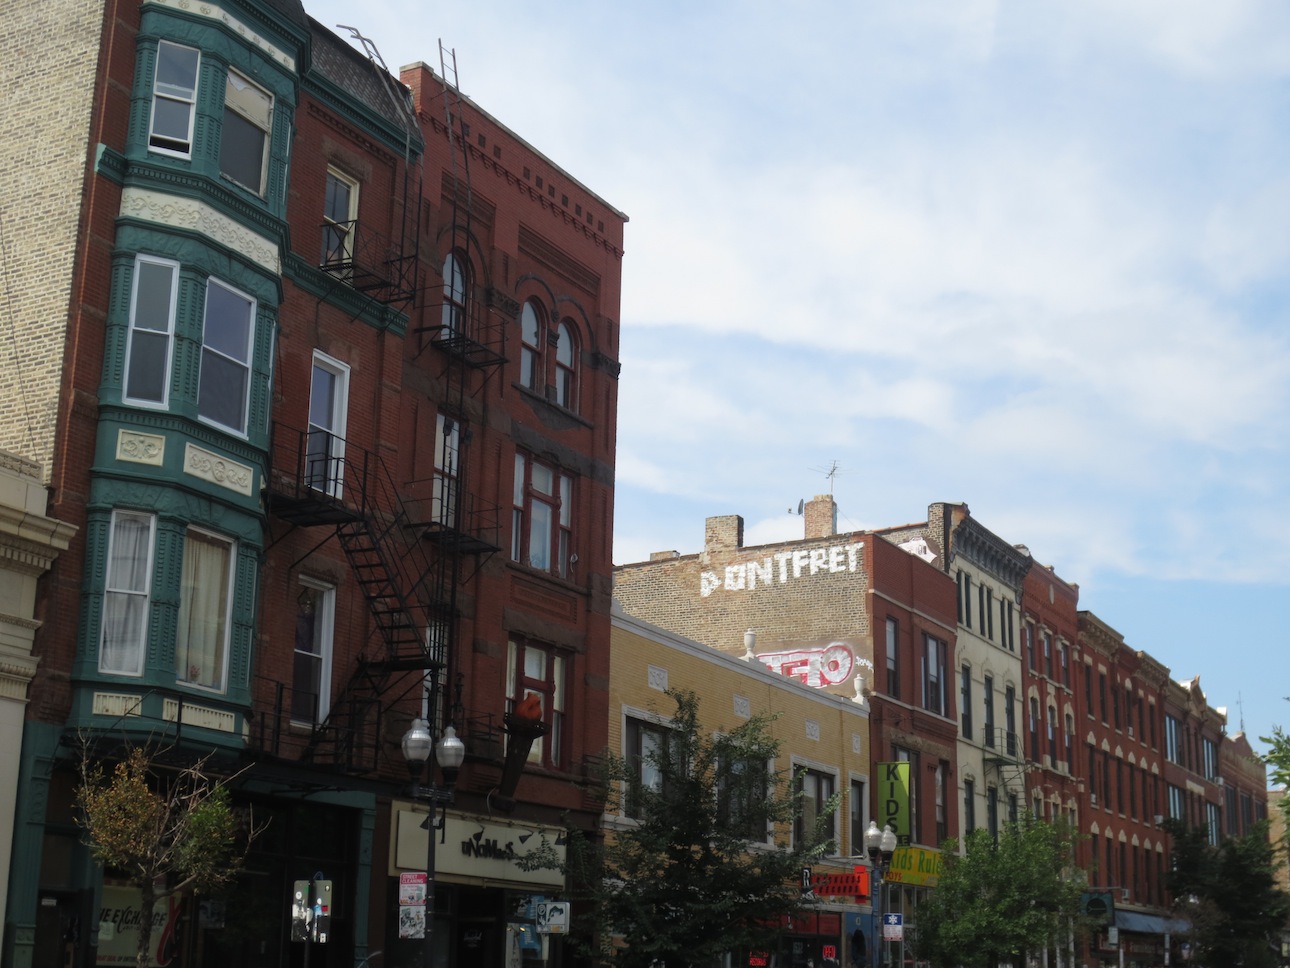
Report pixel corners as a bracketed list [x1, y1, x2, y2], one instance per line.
[881, 913, 903, 942]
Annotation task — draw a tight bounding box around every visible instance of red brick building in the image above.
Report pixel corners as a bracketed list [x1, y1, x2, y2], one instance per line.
[0, 1, 625, 965]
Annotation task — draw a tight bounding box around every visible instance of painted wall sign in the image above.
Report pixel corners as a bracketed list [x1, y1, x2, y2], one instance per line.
[759, 643, 855, 688]
[700, 541, 864, 597]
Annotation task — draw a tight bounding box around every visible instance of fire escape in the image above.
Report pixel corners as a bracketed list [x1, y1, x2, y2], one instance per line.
[259, 38, 506, 774]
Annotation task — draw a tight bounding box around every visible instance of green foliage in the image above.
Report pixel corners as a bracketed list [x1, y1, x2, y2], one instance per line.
[566, 689, 838, 968]
[1164, 818, 1289, 968]
[76, 744, 250, 968]
[1263, 721, 1290, 852]
[914, 820, 1084, 968]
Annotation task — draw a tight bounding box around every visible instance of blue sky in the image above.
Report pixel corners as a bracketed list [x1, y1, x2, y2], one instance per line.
[309, 1, 1290, 762]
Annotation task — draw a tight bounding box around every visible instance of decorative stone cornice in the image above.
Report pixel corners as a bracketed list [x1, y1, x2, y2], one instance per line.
[952, 516, 1032, 592]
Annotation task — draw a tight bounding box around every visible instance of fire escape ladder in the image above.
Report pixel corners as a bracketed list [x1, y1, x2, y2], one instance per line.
[275, 438, 447, 771]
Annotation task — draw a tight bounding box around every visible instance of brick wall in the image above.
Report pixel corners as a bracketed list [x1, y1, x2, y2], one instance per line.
[0, 0, 109, 479]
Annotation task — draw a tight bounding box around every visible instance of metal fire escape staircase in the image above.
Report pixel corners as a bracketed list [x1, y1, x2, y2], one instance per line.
[264, 41, 506, 774]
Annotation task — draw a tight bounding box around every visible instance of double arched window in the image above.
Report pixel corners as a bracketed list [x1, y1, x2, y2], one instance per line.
[517, 302, 579, 412]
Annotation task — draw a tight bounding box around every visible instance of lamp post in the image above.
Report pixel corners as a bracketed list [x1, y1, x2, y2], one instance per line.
[864, 821, 897, 968]
[401, 718, 466, 968]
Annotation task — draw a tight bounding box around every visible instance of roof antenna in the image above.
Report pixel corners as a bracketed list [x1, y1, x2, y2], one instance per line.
[810, 460, 841, 495]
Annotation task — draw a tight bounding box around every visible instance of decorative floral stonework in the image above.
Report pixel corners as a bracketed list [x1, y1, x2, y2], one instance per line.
[116, 430, 165, 466]
[119, 187, 279, 273]
[183, 443, 253, 496]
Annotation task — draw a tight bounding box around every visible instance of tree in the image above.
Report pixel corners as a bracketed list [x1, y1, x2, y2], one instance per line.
[914, 820, 1084, 968]
[76, 744, 251, 968]
[565, 689, 838, 968]
[1165, 819, 1289, 968]
[1263, 721, 1290, 856]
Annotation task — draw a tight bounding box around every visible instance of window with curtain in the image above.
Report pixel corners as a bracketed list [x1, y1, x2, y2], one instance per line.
[175, 528, 234, 691]
[219, 70, 272, 195]
[100, 510, 156, 676]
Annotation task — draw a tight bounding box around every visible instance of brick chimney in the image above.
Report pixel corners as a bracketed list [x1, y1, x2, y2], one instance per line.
[703, 515, 743, 564]
[804, 495, 836, 539]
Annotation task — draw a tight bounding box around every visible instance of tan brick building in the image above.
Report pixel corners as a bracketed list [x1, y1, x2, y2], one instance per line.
[611, 605, 874, 968]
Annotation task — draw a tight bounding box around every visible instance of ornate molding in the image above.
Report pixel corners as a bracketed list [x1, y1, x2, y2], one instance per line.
[120, 186, 280, 274]
[116, 429, 166, 466]
[162, 698, 237, 733]
[183, 443, 254, 496]
[93, 693, 145, 718]
[143, 0, 297, 70]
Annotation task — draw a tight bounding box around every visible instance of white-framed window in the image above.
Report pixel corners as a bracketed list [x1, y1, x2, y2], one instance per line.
[219, 70, 272, 195]
[794, 767, 837, 849]
[507, 636, 565, 768]
[99, 510, 156, 676]
[321, 168, 358, 268]
[624, 714, 670, 820]
[306, 351, 349, 497]
[292, 578, 335, 725]
[512, 453, 573, 577]
[197, 278, 255, 434]
[175, 527, 234, 692]
[922, 634, 945, 715]
[441, 251, 467, 337]
[554, 320, 576, 409]
[520, 300, 542, 390]
[149, 40, 200, 157]
[123, 255, 178, 406]
[432, 413, 460, 526]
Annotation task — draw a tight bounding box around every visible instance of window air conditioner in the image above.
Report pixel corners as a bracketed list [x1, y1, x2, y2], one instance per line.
[1090, 793, 1098, 806]
[1127, 726, 1134, 738]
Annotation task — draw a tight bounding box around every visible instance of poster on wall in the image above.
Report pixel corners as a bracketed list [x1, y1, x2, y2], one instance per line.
[398, 872, 427, 939]
[97, 883, 183, 967]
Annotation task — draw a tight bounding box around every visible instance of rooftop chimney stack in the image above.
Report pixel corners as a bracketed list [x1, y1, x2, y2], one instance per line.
[804, 494, 837, 539]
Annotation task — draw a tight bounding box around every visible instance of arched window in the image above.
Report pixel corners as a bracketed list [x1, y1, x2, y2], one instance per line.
[441, 252, 467, 337]
[555, 320, 576, 409]
[520, 301, 542, 390]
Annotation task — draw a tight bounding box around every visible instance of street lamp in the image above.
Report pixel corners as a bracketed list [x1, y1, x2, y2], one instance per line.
[864, 821, 897, 968]
[401, 718, 466, 968]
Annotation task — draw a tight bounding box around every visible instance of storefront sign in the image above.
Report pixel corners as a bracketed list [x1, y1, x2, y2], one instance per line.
[392, 807, 566, 888]
[97, 885, 183, 967]
[876, 762, 911, 843]
[882, 846, 941, 887]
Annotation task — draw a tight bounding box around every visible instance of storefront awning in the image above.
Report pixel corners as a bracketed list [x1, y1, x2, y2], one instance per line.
[1115, 911, 1190, 935]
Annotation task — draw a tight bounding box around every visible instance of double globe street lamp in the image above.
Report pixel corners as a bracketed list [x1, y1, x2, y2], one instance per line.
[863, 821, 898, 968]
[401, 718, 467, 968]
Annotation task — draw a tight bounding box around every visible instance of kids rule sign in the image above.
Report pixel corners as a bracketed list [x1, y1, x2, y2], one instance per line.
[876, 762, 910, 844]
